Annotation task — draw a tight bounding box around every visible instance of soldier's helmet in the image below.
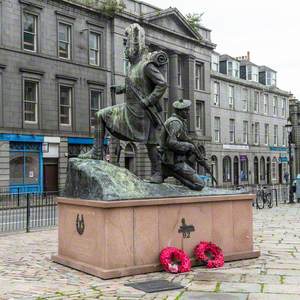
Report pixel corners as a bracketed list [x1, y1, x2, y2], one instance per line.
[173, 98, 192, 110]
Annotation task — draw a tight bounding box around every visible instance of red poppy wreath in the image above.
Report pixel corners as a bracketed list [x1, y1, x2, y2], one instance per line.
[194, 241, 224, 268]
[160, 247, 191, 273]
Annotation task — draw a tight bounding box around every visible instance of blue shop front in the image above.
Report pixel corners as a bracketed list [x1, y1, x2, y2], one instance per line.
[0, 134, 44, 193]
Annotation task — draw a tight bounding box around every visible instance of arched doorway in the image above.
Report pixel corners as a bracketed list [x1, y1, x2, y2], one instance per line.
[223, 156, 232, 184]
[266, 157, 271, 184]
[124, 143, 136, 174]
[272, 157, 277, 183]
[211, 156, 218, 186]
[278, 161, 283, 184]
[233, 156, 239, 185]
[260, 157, 265, 182]
[254, 156, 259, 184]
[240, 156, 248, 182]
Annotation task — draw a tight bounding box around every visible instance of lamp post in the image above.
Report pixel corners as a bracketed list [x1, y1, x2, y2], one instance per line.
[285, 121, 294, 204]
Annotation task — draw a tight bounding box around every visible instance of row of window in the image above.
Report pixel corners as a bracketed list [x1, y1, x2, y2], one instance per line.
[23, 79, 103, 126]
[23, 12, 102, 66]
[218, 155, 287, 184]
[213, 118, 287, 146]
[211, 54, 277, 87]
[213, 82, 288, 117]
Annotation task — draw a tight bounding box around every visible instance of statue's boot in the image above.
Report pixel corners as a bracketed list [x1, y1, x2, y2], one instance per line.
[147, 144, 163, 184]
[149, 170, 163, 184]
[79, 124, 103, 160]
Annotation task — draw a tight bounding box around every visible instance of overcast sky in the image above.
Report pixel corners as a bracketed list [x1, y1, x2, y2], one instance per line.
[145, 0, 300, 99]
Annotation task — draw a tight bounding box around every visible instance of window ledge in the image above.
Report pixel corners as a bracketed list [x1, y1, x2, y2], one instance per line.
[87, 80, 106, 86]
[56, 74, 78, 82]
[19, 0, 43, 9]
[55, 10, 76, 20]
[19, 68, 44, 76]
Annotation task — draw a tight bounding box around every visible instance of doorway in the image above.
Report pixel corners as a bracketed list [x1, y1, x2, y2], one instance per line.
[43, 158, 58, 193]
[278, 163, 283, 184]
[266, 157, 271, 184]
[233, 156, 239, 186]
[254, 157, 259, 184]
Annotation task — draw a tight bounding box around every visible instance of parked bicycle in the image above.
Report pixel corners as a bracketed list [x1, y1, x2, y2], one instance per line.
[256, 185, 273, 209]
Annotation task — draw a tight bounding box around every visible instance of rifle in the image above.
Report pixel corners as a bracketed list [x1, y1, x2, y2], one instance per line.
[186, 138, 218, 186]
[126, 78, 170, 135]
[195, 155, 218, 186]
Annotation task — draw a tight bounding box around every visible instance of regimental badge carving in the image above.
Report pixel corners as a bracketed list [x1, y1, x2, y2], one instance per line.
[178, 218, 195, 238]
[76, 214, 85, 235]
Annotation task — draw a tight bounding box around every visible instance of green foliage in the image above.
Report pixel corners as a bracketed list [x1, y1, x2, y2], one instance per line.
[100, 0, 126, 17]
[72, 0, 126, 17]
[185, 12, 204, 32]
[214, 282, 221, 292]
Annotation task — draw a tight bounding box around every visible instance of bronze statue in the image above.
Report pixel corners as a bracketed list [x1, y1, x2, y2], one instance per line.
[160, 99, 217, 190]
[80, 23, 168, 183]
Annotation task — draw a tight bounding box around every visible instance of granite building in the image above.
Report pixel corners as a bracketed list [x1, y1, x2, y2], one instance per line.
[0, 0, 215, 192]
[289, 98, 300, 176]
[209, 52, 291, 187]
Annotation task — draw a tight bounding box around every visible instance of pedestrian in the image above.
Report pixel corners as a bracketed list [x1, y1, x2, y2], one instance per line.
[284, 171, 289, 184]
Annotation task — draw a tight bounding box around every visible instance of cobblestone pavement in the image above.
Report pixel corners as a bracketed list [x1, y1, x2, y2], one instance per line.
[1, 203, 300, 299]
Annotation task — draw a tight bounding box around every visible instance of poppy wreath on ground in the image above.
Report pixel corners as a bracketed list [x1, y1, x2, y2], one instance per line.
[194, 241, 224, 268]
[160, 247, 191, 273]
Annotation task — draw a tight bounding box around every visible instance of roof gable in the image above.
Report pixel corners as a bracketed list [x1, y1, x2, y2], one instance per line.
[144, 8, 202, 40]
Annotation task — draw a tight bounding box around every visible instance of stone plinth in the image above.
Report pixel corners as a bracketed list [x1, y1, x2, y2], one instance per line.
[52, 194, 260, 279]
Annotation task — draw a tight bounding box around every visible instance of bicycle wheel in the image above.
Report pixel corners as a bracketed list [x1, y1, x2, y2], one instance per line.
[267, 193, 273, 208]
[256, 190, 264, 209]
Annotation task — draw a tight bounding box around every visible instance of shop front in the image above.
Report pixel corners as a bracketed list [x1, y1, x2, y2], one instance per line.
[7, 134, 44, 193]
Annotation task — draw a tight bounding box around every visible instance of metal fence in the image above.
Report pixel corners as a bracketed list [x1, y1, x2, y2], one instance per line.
[0, 191, 57, 234]
[241, 184, 290, 208]
[0, 183, 294, 234]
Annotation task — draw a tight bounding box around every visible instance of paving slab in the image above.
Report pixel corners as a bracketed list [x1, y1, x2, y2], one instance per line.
[1, 203, 300, 299]
[248, 293, 300, 300]
[181, 292, 248, 300]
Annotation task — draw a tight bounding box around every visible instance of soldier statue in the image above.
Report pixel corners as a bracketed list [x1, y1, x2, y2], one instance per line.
[80, 23, 168, 183]
[160, 99, 217, 191]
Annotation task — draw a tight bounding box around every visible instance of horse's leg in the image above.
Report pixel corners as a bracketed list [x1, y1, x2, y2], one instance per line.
[79, 111, 105, 160]
[146, 144, 163, 184]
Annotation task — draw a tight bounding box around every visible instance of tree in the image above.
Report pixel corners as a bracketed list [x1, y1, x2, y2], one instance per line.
[185, 12, 204, 32]
[72, 0, 126, 17]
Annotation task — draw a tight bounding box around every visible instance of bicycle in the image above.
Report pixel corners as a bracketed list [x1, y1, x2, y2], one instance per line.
[256, 185, 273, 209]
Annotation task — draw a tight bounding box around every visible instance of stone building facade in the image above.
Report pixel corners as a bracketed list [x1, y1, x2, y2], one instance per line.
[0, 0, 215, 192]
[289, 98, 300, 176]
[209, 53, 291, 187]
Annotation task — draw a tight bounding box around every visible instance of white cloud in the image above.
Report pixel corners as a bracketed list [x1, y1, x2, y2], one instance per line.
[145, 0, 300, 98]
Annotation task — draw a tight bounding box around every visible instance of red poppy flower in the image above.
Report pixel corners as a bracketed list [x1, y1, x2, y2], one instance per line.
[194, 241, 224, 268]
[160, 247, 191, 273]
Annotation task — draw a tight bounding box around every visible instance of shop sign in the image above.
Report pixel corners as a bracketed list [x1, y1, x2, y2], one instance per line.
[42, 142, 49, 153]
[278, 157, 288, 163]
[223, 144, 249, 150]
[240, 155, 248, 161]
[270, 146, 287, 152]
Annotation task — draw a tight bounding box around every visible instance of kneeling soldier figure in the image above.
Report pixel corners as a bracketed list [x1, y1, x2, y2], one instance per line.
[161, 99, 216, 191]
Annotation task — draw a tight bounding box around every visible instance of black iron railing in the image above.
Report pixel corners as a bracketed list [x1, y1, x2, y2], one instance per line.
[0, 191, 58, 233]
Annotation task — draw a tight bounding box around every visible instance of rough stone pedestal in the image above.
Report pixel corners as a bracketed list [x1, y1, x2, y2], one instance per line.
[52, 194, 260, 279]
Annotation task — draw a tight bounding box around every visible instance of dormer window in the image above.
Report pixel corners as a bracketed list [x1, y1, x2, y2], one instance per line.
[247, 65, 258, 82]
[228, 61, 240, 78]
[266, 71, 276, 86]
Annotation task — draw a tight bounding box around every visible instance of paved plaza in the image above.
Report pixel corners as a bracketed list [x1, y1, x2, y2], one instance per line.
[1, 203, 300, 299]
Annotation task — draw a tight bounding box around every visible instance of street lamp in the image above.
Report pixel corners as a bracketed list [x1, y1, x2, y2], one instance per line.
[285, 120, 294, 204]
